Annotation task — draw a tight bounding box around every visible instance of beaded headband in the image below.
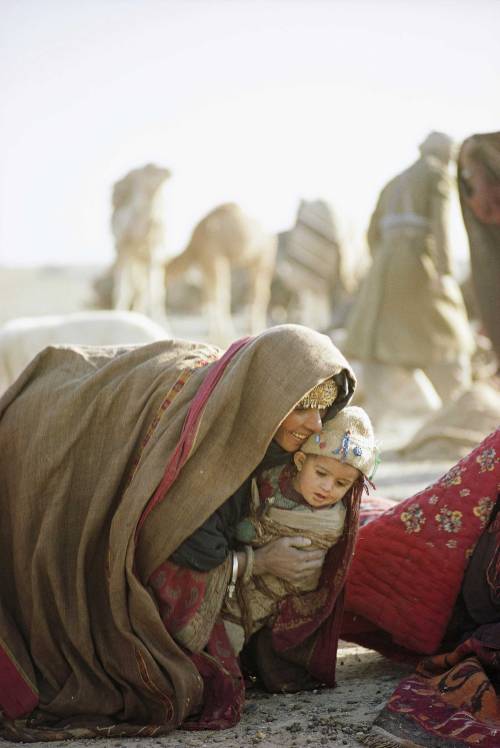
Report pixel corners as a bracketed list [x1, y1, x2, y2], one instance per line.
[297, 378, 338, 410]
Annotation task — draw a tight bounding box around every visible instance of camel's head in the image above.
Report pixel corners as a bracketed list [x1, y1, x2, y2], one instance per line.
[142, 163, 172, 194]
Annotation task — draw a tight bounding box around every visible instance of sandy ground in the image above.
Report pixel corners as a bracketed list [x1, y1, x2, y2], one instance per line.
[74, 646, 412, 748]
[0, 646, 414, 748]
[172, 644, 413, 748]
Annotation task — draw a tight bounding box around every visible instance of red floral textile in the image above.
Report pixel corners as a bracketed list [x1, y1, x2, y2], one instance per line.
[150, 562, 208, 634]
[366, 623, 500, 748]
[346, 431, 500, 748]
[345, 429, 500, 654]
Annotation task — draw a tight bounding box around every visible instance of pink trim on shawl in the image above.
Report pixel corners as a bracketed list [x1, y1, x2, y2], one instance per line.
[137, 337, 251, 534]
[0, 640, 38, 718]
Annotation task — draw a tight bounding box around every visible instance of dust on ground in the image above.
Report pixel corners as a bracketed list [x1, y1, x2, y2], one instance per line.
[8, 646, 412, 748]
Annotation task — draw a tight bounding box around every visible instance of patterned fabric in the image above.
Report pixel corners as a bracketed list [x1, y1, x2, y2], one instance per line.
[148, 469, 366, 706]
[344, 430, 500, 748]
[149, 559, 247, 729]
[187, 620, 245, 731]
[358, 495, 396, 527]
[257, 461, 314, 508]
[366, 623, 500, 748]
[345, 429, 500, 654]
[150, 557, 231, 654]
[271, 481, 362, 686]
[224, 464, 349, 650]
[300, 405, 378, 479]
[150, 471, 385, 704]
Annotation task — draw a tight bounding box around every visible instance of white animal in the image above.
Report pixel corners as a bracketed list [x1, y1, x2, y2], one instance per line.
[164, 202, 277, 345]
[0, 311, 169, 395]
[111, 163, 171, 322]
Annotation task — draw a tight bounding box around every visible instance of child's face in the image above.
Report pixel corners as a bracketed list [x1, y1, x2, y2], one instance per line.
[293, 452, 360, 508]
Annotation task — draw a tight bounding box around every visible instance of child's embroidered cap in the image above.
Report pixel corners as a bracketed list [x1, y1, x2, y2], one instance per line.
[301, 406, 379, 479]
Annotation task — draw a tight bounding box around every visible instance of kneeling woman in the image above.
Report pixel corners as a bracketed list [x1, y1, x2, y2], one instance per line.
[0, 324, 360, 741]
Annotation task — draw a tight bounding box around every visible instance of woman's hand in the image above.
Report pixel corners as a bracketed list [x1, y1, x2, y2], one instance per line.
[253, 536, 326, 583]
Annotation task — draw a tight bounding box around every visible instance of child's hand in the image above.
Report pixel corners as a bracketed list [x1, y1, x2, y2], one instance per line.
[253, 536, 326, 583]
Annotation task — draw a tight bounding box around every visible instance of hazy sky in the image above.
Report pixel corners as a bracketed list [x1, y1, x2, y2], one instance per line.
[1, 0, 499, 268]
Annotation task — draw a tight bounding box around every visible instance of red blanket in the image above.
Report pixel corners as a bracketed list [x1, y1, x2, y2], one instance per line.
[344, 429, 500, 654]
[344, 429, 500, 748]
[367, 623, 500, 748]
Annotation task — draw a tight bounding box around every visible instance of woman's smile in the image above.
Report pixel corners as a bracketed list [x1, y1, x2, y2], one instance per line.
[291, 430, 310, 440]
[274, 408, 324, 452]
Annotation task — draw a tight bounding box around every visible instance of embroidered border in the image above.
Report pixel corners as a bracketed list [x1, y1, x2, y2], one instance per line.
[135, 646, 175, 725]
[124, 365, 203, 491]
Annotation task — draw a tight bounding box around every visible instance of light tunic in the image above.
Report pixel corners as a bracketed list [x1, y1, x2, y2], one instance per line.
[344, 155, 474, 367]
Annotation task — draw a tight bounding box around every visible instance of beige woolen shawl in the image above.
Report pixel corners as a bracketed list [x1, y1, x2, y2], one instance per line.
[0, 324, 355, 739]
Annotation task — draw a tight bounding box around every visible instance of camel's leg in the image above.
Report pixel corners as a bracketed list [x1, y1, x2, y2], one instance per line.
[146, 260, 170, 324]
[112, 257, 134, 310]
[128, 257, 151, 314]
[203, 256, 235, 345]
[246, 255, 275, 334]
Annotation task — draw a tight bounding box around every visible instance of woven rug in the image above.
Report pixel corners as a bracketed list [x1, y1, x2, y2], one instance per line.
[364, 597, 500, 748]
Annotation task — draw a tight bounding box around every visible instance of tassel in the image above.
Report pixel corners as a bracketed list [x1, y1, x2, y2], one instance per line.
[363, 726, 408, 748]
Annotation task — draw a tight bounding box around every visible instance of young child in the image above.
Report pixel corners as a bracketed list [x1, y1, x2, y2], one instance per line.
[222, 405, 378, 654]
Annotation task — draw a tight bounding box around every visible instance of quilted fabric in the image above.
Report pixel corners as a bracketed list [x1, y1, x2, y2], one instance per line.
[345, 429, 500, 654]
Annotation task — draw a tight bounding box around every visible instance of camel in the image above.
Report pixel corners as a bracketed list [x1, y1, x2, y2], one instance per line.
[111, 163, 171, 322]
[164, 203, 277, 344]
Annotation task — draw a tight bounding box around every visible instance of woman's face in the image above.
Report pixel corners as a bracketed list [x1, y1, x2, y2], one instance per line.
[273, 408, 327, 452]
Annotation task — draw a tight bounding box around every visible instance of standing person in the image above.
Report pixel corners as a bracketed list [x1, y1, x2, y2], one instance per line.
[343, 131, 474, 413]
[458, 131, 500, 368]
[211, 406, 377, 659]
[0, 324, 356, 741]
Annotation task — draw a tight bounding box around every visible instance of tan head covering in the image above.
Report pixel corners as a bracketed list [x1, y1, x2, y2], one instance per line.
[419, 131, 455, 160]
[301, 406, 378, 479]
